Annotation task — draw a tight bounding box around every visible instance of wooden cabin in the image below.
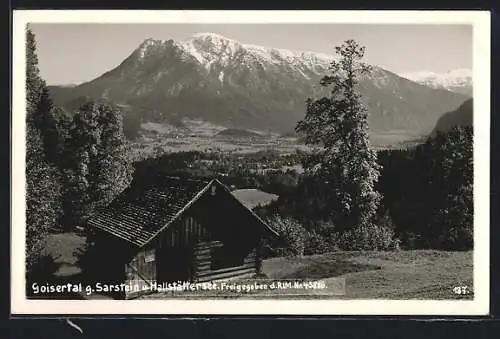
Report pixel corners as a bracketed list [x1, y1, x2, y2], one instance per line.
[85, 176, 278, 299]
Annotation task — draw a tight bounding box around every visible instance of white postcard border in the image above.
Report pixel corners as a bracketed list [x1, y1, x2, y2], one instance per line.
[11, 10, 491, 315]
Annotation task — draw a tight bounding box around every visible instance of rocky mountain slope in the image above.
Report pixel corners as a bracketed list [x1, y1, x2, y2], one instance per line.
[431, 98, 473, 136]
[49, 33, 470, 137]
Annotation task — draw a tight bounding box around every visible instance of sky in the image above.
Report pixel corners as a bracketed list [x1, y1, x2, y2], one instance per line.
[30, 23, 473, 86]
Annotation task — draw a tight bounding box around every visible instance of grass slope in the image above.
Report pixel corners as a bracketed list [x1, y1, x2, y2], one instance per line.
[33, 233, 473, 300]
[262, 250, 473, 299]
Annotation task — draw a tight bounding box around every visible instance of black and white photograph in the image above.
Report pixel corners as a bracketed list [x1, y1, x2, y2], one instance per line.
[11, 10, 490, 315]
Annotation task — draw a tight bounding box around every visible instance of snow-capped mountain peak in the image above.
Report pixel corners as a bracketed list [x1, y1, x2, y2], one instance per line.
[401, 68, 471, 82]
[399, 68, 473, 96]
[190, 32, 234, 40]
[130, 32, 414, 92]
[134, 32, 338, 73]
[180, 33, 242, 68]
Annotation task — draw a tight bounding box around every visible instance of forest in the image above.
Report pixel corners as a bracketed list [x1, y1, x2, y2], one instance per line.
[132, 125, 473, 255]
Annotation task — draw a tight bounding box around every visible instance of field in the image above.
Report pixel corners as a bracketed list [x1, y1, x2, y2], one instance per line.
[34, 232, 473, 300]
[260, 250, 473, 299]
[129, 121, 426, 161]
[231, 189, 279, 209]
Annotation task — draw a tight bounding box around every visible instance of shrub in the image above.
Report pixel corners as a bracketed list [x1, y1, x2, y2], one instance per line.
[435, 224, 473, 251]
[304, 230, 329, 255]
[304, 220, 339, 254]
[267, 215, 308, 256]
[338, 223, 396, 251]
[401, 232, 423, 249]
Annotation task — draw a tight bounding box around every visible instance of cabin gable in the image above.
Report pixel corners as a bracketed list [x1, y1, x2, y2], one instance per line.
[86, 176, 276, 299]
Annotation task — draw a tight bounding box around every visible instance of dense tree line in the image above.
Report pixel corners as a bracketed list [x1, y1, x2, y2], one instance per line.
[132, 121, 473, 252]
[254, 126, 473, 251]
[25, 28, 133, 275]
[377, 126, 473, 250]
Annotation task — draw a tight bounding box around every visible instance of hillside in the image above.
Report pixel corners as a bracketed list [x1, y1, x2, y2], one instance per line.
[48, 32, 470, 137]
[431, 98, 473, 136]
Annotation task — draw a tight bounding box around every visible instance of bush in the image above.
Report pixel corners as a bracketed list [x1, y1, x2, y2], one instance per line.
[304, 230, 331, 255]
[267, 215, 308, 256]
[338, 223, 396, 251]
[303, 220, 340, 254]
[401, 232, 424, 250]
[434, 224, 473, 251]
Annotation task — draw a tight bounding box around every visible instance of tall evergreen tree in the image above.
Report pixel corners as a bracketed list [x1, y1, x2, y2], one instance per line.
[27, 27, 68, 166]
[25, 27, 62, 271]
[26, 27, 43, 121]
[295, 39, 381, 233]
[35, 87, 68, 164]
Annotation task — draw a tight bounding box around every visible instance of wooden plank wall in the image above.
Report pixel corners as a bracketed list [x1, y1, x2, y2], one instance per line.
[156, 215, 210, 249]
[124, 248, 156, 299]
[192, 240, 258, 283]
[121, 192, 266, 297]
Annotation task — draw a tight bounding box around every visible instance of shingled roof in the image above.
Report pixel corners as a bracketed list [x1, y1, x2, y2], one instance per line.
[87, 176, 277, 247]
[87, 176, 213, 247]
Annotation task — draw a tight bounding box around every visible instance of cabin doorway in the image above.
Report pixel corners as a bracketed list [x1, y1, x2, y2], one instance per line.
[156, 246, 193, 283]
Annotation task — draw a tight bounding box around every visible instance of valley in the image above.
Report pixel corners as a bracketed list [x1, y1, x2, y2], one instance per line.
[128, 119, 426, 162]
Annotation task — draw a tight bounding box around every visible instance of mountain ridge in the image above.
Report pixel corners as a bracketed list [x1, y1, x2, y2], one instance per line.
[48, 33, 471, 138]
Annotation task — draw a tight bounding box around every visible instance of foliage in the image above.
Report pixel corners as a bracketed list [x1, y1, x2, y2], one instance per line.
[33, 87, 68, 165]
[25, 123, 63, 271]
[422, 126, 473, 250]
[26, 28, 44, 116]
[337, 224, 396, 251]
[27, 29, 69, 167]
[25, 27, 63, 272]
[377, 126, 473, 250]
[122, 112, 142, 140]
[295, 39, 381, 233]
[304, 230, 332, 255]
[63, 102, 134, 227]
[266, 215, 308, 256]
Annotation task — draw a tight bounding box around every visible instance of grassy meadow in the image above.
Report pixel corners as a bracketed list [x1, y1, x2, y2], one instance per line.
[34, 232, 473, 300]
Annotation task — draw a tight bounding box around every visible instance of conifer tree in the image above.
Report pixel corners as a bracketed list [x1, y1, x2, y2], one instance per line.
[296, 39, 381, 233]
[25, 27, 62, 271]
[27, 27, 68, 166]
[26, 28, 43, 119]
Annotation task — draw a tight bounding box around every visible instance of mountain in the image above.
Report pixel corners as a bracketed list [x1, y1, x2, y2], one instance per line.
[399, 69, 473, 96]
[431, 98, 473, 136]
[48, 32, 471, 137]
